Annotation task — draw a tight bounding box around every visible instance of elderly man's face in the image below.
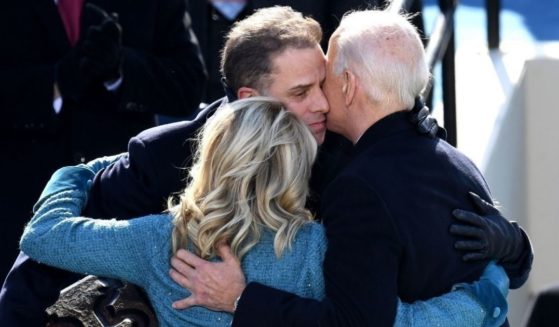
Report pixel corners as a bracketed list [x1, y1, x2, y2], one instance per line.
[263, 45, 329, 145]
[322, 33, 347, 136]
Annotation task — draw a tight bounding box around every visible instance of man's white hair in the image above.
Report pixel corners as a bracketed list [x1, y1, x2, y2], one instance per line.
[332, 10, 429, 109]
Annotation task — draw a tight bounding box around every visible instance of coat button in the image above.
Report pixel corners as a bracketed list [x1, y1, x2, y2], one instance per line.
[492, 307, 501, 318]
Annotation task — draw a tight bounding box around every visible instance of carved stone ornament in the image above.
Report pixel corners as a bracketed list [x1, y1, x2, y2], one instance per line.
[45, 275, 158, 327]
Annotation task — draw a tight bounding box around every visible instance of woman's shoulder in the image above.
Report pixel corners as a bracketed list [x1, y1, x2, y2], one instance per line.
[127, 214, 175, 240]
[300, 221, 327, 258]
[241, 222, 326, 299]
[127, 213, 174, 226]
[295, 221, 327, 248]
[259, 222, 326, 265]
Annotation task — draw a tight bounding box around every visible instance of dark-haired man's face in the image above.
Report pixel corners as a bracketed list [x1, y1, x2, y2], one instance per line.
[263, 45, 329, 145]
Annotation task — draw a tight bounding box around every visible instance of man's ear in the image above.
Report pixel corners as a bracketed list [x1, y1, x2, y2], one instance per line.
[237, 87, 260, 99]
[343, 71, 356, 107]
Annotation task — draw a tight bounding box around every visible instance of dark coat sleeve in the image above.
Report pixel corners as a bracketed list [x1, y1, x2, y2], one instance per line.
[233, 174, 402, 327]
[0, 252, 83, 326]
[463, 156, 534, 289]
[83, 123, 194, 218]
[83, 101, 220, 218]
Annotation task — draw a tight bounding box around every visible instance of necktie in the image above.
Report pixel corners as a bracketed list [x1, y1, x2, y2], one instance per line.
[57, 0, 84, 47]
[210, 0, 247, 21]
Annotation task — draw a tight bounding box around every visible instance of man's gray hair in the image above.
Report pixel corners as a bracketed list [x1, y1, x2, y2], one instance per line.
[332, 10, 429, 109]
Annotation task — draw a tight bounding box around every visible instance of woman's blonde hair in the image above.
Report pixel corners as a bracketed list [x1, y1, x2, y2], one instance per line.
[168, 97, 318, 259]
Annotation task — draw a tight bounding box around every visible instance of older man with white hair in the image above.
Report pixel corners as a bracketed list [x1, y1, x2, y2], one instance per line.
[316, 9, 530, 326]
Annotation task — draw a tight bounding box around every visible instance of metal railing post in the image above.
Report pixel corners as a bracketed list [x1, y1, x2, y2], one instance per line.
[389, 0, 458, 146]
[439, 0, 457, 146]
[486, 0, 501, 49]
[441, 32, 457, 146]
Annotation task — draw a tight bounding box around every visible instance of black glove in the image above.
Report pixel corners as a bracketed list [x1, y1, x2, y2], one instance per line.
[79, 3, 123, 84]
[407, 97, 447, 140]
[450, 192, 525, 263]
[55, 4, 122, 100]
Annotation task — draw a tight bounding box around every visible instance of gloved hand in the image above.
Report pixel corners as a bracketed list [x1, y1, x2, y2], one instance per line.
[55, 4, 122, 100]
[79, 3, 123, 84]
[450, 192, 525, 263]
[33, 165, 95, 213]
[407, 97, 447, 139]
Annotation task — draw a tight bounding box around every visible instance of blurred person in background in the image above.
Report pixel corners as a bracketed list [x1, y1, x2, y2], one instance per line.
[0, 0, 206, 296]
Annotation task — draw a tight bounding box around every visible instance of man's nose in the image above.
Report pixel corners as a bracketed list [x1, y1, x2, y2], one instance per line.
[312, 91, 329, 113]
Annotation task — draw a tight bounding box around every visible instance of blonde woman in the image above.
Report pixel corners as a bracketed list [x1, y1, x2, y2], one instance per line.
[21, 97, 508, 327]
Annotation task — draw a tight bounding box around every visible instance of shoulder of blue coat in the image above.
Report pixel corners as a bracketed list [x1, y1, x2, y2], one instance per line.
[294, 222, 327, 258]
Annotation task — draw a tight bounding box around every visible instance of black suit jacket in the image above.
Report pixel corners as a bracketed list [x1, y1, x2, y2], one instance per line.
[232, 111, 533, 326]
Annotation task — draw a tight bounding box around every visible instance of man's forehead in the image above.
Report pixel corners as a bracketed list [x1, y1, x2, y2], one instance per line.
[270, 70, 324, 95]
[270, 46, 324, 70]
[268, 47, 325, 89]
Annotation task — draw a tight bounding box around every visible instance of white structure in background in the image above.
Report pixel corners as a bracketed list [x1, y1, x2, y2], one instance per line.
[452, 40, 559, 326]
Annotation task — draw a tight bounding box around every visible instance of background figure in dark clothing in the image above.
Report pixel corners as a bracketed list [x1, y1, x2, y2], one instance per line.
[0, 0, 206, 282]
[526, 284, 559, 327]
[191, 0, 420, 103]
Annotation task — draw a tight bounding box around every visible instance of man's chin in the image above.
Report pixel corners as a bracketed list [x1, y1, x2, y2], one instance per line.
[313, 131, 326, 146]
